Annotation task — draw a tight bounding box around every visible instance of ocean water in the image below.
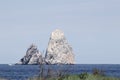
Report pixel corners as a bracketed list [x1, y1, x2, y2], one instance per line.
[0, 64, 120, 80]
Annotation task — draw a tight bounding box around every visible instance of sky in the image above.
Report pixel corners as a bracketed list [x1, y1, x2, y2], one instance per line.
[0, 0, 120, 64]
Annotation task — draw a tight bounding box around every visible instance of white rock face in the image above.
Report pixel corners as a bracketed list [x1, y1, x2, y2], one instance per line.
[17, 44, 43, 65]
[45, 29, 74, 64]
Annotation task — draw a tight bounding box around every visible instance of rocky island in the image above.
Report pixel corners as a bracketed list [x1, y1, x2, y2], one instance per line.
[45, 29, 74, 64]
[17, 29, 75, 65]
[17, 44, 43, 65]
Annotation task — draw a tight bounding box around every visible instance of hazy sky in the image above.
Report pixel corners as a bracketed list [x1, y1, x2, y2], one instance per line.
[0, 0, 120, 64]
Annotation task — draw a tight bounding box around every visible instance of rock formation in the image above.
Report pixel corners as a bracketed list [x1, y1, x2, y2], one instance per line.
[17, 44, 43, 65]
[17, 29, 75, 65]
[45, 29, 74, 64]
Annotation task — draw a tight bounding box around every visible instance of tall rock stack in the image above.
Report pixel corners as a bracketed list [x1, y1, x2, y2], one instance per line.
[17, 44, 43, 65]
[45, 29, 74, 64]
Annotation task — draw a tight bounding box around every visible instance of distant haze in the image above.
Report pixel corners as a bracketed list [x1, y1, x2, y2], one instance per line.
[0, 0, 120, 64]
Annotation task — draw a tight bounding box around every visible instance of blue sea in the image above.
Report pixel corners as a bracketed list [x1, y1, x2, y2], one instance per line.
[0, 64, 120, 80]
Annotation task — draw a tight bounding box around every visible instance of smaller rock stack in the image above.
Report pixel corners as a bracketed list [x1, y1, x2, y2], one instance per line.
[17, 44, 43, 65]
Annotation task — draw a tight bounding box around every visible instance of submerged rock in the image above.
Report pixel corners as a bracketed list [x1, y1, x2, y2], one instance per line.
[17, 44, 43, 65]
[45, 29, 75, 64]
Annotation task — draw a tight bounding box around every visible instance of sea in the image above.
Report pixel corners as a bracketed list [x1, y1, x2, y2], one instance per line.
[0, 64, 120, 80]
